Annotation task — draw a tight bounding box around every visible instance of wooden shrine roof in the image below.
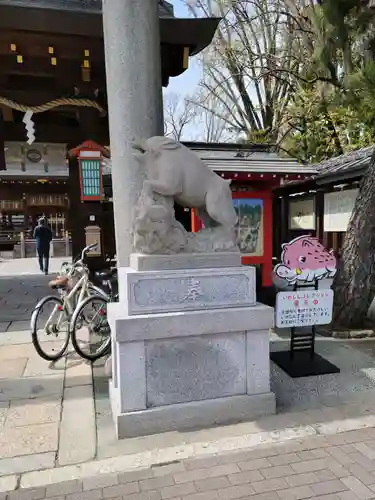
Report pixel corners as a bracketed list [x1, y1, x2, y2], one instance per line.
[0, 1, 220, 56]
[274, 146, 373, 195]
[102, 142, 312, 176]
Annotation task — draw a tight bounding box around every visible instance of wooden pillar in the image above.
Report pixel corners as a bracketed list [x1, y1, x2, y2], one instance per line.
[280, 194, 289, 246]
[67, 153, 84, 259]
[0, 109, 6, 171]
[315, 189, 325, 243]
[68, 105, 107, 260]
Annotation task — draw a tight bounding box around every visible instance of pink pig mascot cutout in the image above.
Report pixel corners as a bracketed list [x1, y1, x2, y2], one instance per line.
[274, 235, 337, 284]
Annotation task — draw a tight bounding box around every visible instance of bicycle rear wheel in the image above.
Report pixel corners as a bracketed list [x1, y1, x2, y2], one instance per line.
[70, 295, 111, 361]
[31, 295, 70, 361]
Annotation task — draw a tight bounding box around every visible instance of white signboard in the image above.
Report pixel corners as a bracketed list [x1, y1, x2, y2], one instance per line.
[324, 189, 358, 232]
[276, 289, 333, 328]
[289, 198, 315, 230]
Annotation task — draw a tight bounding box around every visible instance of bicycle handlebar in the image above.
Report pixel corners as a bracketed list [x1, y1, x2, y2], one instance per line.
[80, 242, 98, 261]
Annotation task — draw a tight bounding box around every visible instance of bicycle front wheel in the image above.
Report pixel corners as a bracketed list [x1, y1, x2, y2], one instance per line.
[31, 295, 70, 361]
[70, 295, 111, 361]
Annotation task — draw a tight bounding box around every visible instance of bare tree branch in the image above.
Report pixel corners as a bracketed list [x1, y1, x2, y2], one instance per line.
[163, 92, 197, 141]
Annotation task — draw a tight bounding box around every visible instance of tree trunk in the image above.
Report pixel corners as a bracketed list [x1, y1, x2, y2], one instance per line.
[333, 149, 375, 328]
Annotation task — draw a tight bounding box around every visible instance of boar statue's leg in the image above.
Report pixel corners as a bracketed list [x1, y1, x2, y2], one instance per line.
[143, 179, 181, 197]
[196, 207, 219, 228]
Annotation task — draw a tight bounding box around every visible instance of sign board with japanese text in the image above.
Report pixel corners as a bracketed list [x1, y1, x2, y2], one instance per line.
[275, 289, 333, 328]
[78, 154, 104, 201]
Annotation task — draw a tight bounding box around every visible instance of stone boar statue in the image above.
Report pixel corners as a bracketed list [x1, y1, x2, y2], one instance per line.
[132, 136, 238, 229]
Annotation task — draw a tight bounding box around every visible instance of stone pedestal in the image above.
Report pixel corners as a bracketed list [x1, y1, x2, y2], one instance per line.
[108, 253, 275, 439]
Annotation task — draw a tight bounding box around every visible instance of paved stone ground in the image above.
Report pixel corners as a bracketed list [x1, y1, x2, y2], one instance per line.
[0, 331, 96, 472]
[92, 335, 375, 461]
[6, 426, 375, 499]
[0, 258, 66, 331]
[4, 263, 375, 497]
[0, 257, 66, 277]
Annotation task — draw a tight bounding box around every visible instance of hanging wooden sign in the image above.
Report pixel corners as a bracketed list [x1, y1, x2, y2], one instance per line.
[78, 150, 104, 201]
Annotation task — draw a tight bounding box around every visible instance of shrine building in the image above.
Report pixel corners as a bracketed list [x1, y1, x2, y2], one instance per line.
[0, 0, 315, 288]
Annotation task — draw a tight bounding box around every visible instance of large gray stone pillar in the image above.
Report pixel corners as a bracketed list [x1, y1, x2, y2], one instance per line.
[102, 0, 164, 267]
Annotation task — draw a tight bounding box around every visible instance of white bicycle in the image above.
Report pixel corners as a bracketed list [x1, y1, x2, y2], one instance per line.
[30, 243, 109, 361]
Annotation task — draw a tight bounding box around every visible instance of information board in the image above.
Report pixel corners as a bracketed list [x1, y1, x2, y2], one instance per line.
[79, 158, 103, 201]
[324, 189, 358, 232]
[276, 289, 333, 328]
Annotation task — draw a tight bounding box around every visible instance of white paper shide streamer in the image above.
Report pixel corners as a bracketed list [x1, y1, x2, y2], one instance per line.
[22, 111, 36, 145]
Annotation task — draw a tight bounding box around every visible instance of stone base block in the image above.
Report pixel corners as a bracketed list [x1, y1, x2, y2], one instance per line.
[110, 381, 276, 438]
[118, 265, 256, 315]
[130, 252, 242, 271]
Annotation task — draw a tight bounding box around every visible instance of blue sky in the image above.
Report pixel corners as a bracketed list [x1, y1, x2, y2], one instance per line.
[165, 0, 202, 97]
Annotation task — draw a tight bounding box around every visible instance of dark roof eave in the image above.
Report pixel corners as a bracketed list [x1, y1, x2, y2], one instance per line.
[273, 178, 318, 195]
[315, 166, 366, 185]
[274, 165, 366, 195]
[0, 4, 220, 54]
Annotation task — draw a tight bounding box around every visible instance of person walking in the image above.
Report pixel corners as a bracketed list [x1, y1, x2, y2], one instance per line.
[33, 218, 53, 275]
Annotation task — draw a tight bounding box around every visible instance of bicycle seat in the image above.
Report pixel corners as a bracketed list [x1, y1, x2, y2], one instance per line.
[95, 269, 117, 280]
[49, 276, 70, 290]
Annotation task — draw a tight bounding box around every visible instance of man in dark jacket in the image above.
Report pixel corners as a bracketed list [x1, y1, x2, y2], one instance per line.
[33, 218, 53, 275]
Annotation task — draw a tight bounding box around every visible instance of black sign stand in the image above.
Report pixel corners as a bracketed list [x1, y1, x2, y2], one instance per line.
[270, 280, 340, 378]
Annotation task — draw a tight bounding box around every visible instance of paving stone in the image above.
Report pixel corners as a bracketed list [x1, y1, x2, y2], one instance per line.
[237, 458, 271, 471]
[341, 475, 375, 499]
[310, 479, 348, 495]
[0, 402, 8, 428]
[58, 385, 96, 466]
[6, 321, 31, 331]
[152, 463, 185, 477]
[0, 323, 10, 332]
[0, 343, 35, 360]
[252, 478, 289, 494]
[291, 458, 330, 474]
[102, 482, 140, 498]
[0, 452, 55, 476]
[21, 464, 82, 489]
[217, 483, 255, 499]
[285, 473, 318, 488]
[118, 469, 154, 484]
[326, 446, 356, 466]
[195, 476, 230, 492]
[139, 476, 174, 492]
[0, 475, 17, 493]
[161, 481, 196, 498]
[228, 470, 263, 485]
[66, 489, 102, 500]
[64, 360, 92, 388]
[5, 397, 61, 427]
[277, 485, 315, 500]
[268, 453, 301, 466]
[181, 491, 217, 500]
[0, 373, 64, 401]
[348, 464, 375, 485]
[297, 449, 330, 460]
[129, 493, 163, 500]
[0, 422, 58, 458]
[8, 487, 46, 500]
[0, 358, 27, 379]
[174, 464, 240, 484]
[23, 356, 65, 377]
[353, 442, 375, 460]
[184, 456, 219, 471]
[261, 464, 295, 479]
[349, 452, 375, 471]
[83, 474, 118, 491]
[0, 331, 35, 346]
[315, 470, 337, 481]
[246, 494, 279, 500]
